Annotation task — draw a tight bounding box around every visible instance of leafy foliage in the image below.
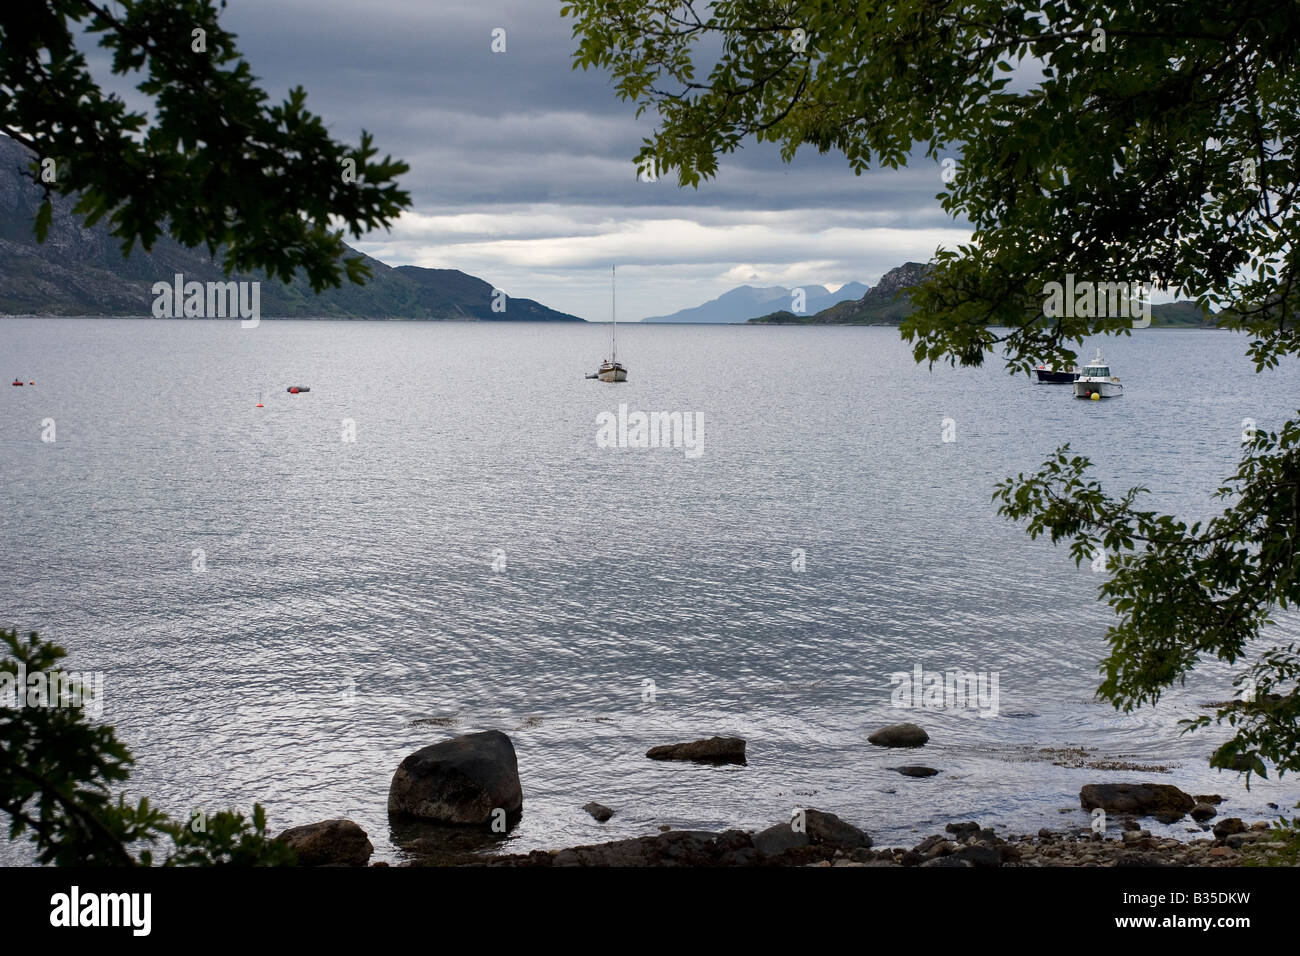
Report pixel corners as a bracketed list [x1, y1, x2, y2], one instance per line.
[1, 629, 296, 865]
[566, 0, 1300, 777]
[1241, 817, 1300, 867]
[0, 1, 409, 291]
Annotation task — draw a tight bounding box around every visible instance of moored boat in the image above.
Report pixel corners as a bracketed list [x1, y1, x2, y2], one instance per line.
[1034, 364, 1077, 383]
[590, 265, 628, 382]
[597, 359, 627, 383]
[1073, 349, 1123, 399]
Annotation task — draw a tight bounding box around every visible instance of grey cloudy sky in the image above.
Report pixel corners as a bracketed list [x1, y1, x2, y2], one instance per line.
[199, 1, 972, 319]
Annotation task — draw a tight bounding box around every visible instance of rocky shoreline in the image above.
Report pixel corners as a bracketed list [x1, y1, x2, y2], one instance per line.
[270, 725, 1297, 867]
[286, 813, 1294, 868]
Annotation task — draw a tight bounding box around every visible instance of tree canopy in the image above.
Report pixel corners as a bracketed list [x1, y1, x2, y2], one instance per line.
[1, 630, 296, 866]
[565, 0, 1300, 778]
[0, 1, 410, 290]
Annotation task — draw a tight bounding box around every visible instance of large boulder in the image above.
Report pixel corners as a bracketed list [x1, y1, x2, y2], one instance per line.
[276, 819, 373, 867]
[805, 809, 872, 849]
[388, 730, 523, 825]
[753, 823, 809, 857]
[646, 736, 747, 765]
[868, 723, 929, 748]
[1213, 817, 1247, 841]
[754, 809, 871, 857]
[1079, 783, 1195, 822]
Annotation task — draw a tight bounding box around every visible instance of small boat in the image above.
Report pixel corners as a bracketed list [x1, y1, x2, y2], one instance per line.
[1074, 348, 1123, 399]
[597, 359, 627, 383]
[1034, 364, 1078, 384]
[11, 379, 23, 387]
[591, 265, 628, 382]
[287, 386, 310, 394]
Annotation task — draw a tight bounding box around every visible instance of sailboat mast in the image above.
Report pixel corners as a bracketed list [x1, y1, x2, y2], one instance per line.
[610, 264, 617, 362]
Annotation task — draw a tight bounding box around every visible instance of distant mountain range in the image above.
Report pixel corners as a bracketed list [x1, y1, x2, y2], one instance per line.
[0, 135, 582, 321]
[750, 262, 1216, 327]
[641, 281, 869, 323]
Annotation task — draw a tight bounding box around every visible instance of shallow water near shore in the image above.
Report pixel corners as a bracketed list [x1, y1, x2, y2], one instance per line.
[2, 318, 1298, 864]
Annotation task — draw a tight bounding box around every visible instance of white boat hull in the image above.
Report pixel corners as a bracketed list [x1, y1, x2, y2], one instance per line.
[598, 366, 627, 383]
[1074, 379, 1123, 399]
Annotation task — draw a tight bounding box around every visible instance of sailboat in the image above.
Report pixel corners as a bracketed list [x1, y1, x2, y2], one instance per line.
[590, 265, 628, 382]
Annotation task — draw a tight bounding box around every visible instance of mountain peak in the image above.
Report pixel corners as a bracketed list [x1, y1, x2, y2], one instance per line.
[0, 134, 582, 320]
[643, 280, 868, 323]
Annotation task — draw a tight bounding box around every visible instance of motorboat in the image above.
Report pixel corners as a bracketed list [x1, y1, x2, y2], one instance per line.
[1034, 364, 1077, 383]
[1074, 349, 1123, 399]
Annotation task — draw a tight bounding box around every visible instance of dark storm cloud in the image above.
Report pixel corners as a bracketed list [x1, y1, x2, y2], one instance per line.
[85, 0, 971, 318]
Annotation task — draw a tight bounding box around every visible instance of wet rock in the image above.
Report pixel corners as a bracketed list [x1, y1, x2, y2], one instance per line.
[1079, 783, 1195, 821]
[920, 855, 972, 867]
[276, 819, 373, 867]
[391, 819, 510, 863]
[753, 823, 810, 857]
[804, 809, 872, 849]
[1193, 794, 1224, 805]
[524, 829, 764, 866]
[1114, 853, 1174, 868]
[1213, 818, 1247, 841]
[951, 844, 1001, 868]
[946, 821, 980, 840]
[583, 802, 614, 823]
[388, 729, 523, 825]
[915, 835, 952, 857]
[1225, 831, 1266, 850]
[895, 766, 940, 777]
[646, 736, 747, 765]
[868, 723, 929, 748]
[1190, 803, 1217, 822]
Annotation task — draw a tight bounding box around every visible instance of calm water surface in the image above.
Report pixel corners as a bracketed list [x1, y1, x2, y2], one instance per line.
[1, 318, 1297, 863]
